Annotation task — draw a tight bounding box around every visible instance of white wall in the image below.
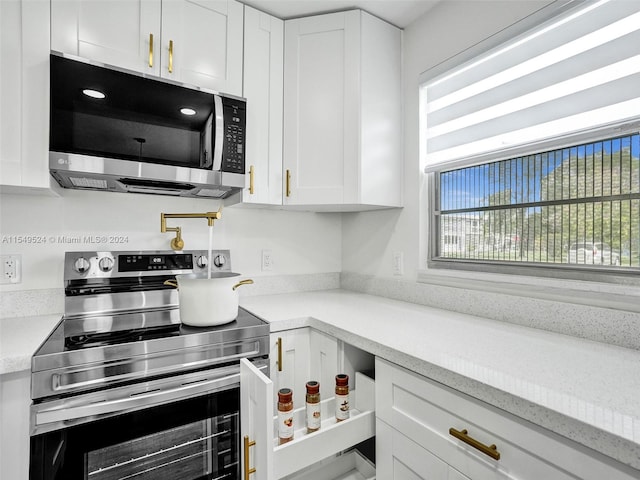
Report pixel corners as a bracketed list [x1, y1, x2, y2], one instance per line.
[0, 0, 572, 302]
[342, 0, 554, 279]
[0, 189, 341, 291]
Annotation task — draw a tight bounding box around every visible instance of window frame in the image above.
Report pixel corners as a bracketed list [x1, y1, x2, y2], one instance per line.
[419, 0, 640, 287]
[426, 148, 640, 285]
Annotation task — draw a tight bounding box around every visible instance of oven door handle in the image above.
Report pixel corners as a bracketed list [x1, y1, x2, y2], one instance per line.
[50, 343, 261, 394]
[35, 366, 253, 428]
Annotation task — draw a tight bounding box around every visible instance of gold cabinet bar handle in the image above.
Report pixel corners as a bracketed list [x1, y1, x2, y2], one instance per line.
[449, 428, 500, 460]
[149, 33, 154, 67]
[168, 39, 174, 73]
[277, 337, 283, 371]
[285, 169, 291, 197]
[243, 436, 256, 480]
[249, 165, 255, 194]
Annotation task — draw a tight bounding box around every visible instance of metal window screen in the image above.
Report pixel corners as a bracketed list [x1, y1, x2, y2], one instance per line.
[436, 133, 640, 269]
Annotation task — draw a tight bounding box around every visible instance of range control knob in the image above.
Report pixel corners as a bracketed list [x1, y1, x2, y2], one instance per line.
[98, 257, 114, 272]
[73, 257, 90, 274]
[196, 255, 208, 269]
[213, 254, 226, 268]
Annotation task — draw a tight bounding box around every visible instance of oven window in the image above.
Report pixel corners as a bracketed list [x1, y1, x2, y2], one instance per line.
[87, 414, 236, 480]
[30, 388, 239, 480]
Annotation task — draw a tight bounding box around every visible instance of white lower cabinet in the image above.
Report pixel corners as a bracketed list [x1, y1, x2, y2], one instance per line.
[376, 358, 638, 480]
[241, 334, 376, 479]
[282, 450, 375, 480]
[377, 419, 466, 480]
[269, 328, 340, 413]
[270, 329, 312, 412]
[0, 370, 31, 480]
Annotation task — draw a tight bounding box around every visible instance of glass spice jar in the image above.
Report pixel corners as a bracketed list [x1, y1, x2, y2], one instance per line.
[305, 381, 321, 433]
[335, 374, 350, 422]
[278, 388, 294, 445]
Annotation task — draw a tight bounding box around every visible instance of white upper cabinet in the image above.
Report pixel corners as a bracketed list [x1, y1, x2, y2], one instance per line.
[51, 0, 243, 95]
[283, 10, 403, 211]
[51, 0, 161, 75]
[161, 0, 243, 94]
[0, 0, 51, 191]
[242, 6, 284, 205]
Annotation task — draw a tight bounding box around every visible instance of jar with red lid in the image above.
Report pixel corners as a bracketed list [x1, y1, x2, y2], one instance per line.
[278, 388, 294, 444]
[335, 374, 350, 421]
[305, 381, 321, 433]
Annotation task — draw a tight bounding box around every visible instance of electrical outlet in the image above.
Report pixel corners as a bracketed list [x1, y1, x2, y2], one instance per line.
[261, 249, 273, 271]
[1, 254, 22, 284]
[392, 251, 404, 276]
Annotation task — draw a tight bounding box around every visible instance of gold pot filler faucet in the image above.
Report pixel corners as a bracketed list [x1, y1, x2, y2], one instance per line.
[160, 208, 222, 251]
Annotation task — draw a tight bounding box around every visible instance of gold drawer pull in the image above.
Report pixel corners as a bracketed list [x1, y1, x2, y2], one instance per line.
[168, 39, 174, 73]
[277, 337, 283, 371]
[285, 169, 291, 197]
[244, 436, 256, 479]
[449, 427, 501, 460]
[149, 33, 154, 67]
[249, 165, 255, 194]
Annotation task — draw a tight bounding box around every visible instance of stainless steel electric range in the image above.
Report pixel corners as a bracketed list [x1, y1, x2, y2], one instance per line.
[29, 250, 269, 480]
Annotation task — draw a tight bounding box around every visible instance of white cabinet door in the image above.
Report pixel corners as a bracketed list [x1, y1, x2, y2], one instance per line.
[0, 0, 22, 186]
[377, 419, 451, 480]
[242, 6, 283, 205]
[51, 0, 243, 94]
[309, 329, 339, 402]
[244, 341, 376, 480]
[376, 358, 638, 480]
[241, 358, 275, 480]
[161, 0, 243, 94]
[51, 0, 161, 75]
[283, 11, 360, 205]
[270, 329, 340, 411]
[0, 371, 32, 480]
[270, 330, 311, 412]
[283, 10, 402, 210]
[0, 0, 50, 190]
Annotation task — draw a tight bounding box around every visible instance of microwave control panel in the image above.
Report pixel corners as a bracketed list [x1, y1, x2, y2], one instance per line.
[221, 97, 246, 174]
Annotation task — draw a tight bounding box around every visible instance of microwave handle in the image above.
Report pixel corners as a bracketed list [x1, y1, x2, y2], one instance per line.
[212, 94, 224, 171]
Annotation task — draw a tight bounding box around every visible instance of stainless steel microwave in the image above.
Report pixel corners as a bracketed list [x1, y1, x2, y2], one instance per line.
[49, 53, 246, 199]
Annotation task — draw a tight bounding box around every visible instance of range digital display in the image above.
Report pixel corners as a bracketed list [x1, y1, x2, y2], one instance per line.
[118, 254, 193, 272]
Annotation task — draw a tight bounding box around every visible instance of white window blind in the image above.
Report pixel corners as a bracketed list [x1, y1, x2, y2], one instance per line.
[422, 0, 640, 172]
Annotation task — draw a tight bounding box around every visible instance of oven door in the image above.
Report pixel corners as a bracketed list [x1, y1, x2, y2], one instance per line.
[30, 361, 267, 480]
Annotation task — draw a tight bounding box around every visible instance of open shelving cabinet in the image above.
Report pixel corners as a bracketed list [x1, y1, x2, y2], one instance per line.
[241, 358, 376, 479]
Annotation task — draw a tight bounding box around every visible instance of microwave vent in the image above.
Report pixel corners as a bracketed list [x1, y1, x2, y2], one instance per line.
[70, 177, 108, 189]
[196, 188, 227, 198]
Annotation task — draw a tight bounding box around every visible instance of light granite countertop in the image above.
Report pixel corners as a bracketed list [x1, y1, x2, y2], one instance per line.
[240, 290, 640, 473]
[1, 289, 638, 473]
[0, 314, 61, 375]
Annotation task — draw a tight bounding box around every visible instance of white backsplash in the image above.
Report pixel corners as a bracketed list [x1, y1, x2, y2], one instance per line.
[0, 272, 340, 319]
[0, 189, 342, 290]
[340, 272, 640, 351]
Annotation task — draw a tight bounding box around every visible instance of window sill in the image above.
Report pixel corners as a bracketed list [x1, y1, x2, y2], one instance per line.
[417, 267, 640, 314]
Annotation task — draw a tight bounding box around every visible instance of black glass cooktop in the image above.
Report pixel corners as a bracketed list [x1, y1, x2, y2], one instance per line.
[35, 307, 269, 358]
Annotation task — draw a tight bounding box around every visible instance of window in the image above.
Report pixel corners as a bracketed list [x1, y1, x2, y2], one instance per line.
[422, 0, 640, 278]
[436, 134, 640, 268]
